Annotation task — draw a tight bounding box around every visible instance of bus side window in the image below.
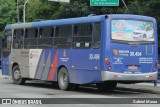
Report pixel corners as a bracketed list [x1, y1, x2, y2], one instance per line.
[35, 29, 38, 38]
[74, 26, 78, 36]
[51, 27, 54, 37]
[13, 30, 16, 39]
[24, 29, 30, 48]
[92, 23, 101, 49]
[25, 29, 28, 38]
[13, 29, 23, 49]
[38, 27, 53, 48]
[39, 28, 43, 38]
[73, 23, 92, 49]
[24, 28, 38, 49]
[54, 26, 59, 48]
[54, 25, 72, 49]
[88, 24, 92, 36]
[55, 27, 59, 37]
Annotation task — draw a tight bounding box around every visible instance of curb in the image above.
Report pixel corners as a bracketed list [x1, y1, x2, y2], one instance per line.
[135, 83, 160, 87]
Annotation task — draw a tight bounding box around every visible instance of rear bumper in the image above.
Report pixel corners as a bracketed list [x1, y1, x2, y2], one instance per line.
[101, 71, 158, 81]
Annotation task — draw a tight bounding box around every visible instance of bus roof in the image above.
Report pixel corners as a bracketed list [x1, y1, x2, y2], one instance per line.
[5, 14, 156, 30]
[5, 15, 106, 30]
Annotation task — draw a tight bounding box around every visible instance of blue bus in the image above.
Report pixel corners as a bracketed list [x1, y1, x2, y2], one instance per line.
[1, 14, 158, 91]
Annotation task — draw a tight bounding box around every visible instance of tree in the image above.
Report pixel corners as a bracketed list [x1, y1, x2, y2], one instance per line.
[0, 0, 16, 35]
[26, 0, 61, 22]
[25, 0, 127, 21]
[59, 0, 121, 18]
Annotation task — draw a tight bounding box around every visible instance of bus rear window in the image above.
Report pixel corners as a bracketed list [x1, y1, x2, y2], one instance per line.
[111, 20, 154, 43]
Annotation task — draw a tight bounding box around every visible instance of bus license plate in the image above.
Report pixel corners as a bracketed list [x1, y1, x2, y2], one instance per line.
[128, 65, 138, 70]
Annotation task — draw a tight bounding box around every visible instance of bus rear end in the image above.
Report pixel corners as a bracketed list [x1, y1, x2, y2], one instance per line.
[101, 15, 158, 83]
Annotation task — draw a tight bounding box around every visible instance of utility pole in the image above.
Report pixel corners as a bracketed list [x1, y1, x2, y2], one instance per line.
[23, 0, 29, 23]
[121, 0, 129, 13]
[17, 0, 19, 22]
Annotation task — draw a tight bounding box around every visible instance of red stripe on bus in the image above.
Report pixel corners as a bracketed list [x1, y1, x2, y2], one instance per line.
[48, 51, 58, 80]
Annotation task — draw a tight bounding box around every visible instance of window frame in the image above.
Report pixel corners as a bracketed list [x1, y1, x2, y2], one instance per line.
[24, 27, 38, 49]
[72, 23, 93, 49]
[13, 29, 24, 49]
[54, 25, 72, 49]
[37, 26, 54, 49]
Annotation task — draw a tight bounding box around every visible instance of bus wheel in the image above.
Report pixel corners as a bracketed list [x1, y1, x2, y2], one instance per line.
[58, 67, 72, 91]
[12, 65, 26, 85]
[96, 81, 117, 92]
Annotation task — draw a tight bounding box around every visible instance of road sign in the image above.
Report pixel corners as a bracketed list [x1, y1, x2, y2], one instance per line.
[90, 0, 119, 6]
[48, 0, 70, 3]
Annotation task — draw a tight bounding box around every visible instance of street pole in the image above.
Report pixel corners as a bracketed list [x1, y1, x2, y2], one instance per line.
[121, 0, 129, 13]
[23, 0, 29, 23]
[17, 0, 19, 22]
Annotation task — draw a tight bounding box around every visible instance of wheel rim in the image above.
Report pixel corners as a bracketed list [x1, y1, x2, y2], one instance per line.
[59, 70, 68, 87]
[63, 73, 67, 83]
[14, 70, 21, 80]
[62, 71, 68, 85]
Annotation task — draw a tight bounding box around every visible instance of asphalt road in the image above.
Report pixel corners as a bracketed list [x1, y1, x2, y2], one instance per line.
[0, 69, 160, 107]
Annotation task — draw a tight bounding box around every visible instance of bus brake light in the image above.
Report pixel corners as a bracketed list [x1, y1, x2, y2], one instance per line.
[149, 76, 153, 79]
[154, 60, 158, 71]
[105, 59, 111, 71]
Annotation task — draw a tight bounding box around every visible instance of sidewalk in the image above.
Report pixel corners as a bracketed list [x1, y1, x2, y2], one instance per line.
[136, 81, 160, 87]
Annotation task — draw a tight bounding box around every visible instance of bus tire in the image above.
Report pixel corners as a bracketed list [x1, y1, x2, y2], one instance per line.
[96, 81, 117, 92]
[12, 65, 26, 85]
[58, 67, 72, 91]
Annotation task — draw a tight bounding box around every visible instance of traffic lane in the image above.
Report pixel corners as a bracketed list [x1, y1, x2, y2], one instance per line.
[1, 78, 160, 107]
[0, 78, 118, 98]
[1, 77, 160, 98]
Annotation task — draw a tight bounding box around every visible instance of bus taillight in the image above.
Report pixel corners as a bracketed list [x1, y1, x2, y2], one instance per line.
[105, 57, 111, 71]
[154, 60, 158, 71]
[149, 76, 153, 79]
[106, 61, 110, 65]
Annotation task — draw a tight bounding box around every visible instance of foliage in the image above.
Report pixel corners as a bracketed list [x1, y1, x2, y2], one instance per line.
[26, 0, 61, 21]
[60, 0, 118, 18]
[0, 0, 160, 44]
[25, 0, 122, 19]
[23, 0, 127, 21]
[0, 0, 16, 35]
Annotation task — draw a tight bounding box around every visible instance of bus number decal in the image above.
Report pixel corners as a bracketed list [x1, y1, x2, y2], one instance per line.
[130, 52, 142, 57]
[89, 54, 100, 60]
